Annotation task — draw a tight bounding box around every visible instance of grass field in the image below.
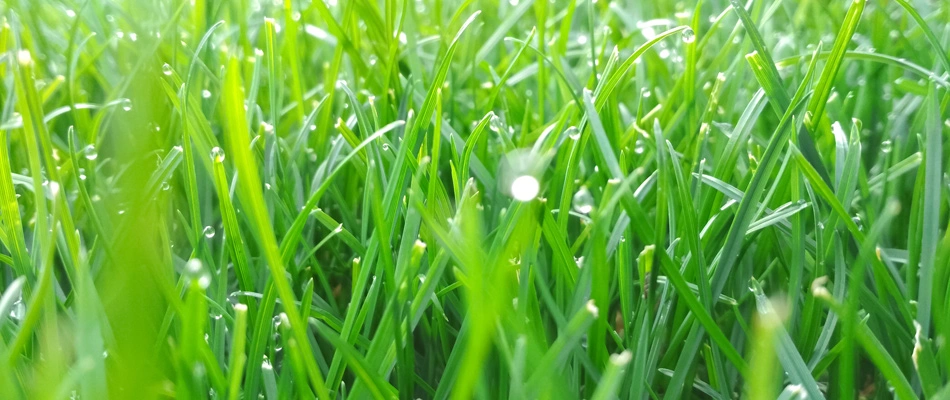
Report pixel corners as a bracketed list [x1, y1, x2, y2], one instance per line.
[0, 0, 949, 398]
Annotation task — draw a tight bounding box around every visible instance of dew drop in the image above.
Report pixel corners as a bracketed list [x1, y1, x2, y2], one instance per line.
[634, 140, 645, 154]
[201, 89, 212, 99]
[8, 300, 25, 320]
[162, 63, 173, 76]
[184, 258, 211, 289]
[489, 114, 505, 134]
[565, 126, 580, 140]
[572, 187, 594, 214]
[83, 144, 98, 160]
[681, 27, 695, 44]
[210, 147, 226, 163]
[881, 140, 892, 154]
[161, 181, 170, 191]
[203, 226, 215, 238]
[120, 99, 132, 112]
[852, 216, 864, 231]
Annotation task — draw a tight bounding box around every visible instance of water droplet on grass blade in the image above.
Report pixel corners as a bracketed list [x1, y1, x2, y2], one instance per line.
[572, 187, 594, 214]
[203, 226, 215, 238]
[162, 63, 173, 76]
[184, 258, 211, 289]
[201, 89, 211, 98]
[565, 126, 580, 140]
[681, 27, 695, 43]
[852, 216, 864, 231]
[83, 144, 98, 160]
[210, 147, 225, 163]
[881, 140, 892, 153]
[8, 300, 24, 320]
[489, 114, 505, 134]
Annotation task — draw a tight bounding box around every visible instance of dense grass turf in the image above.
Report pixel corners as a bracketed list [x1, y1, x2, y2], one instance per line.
[1, 0, 949, 398]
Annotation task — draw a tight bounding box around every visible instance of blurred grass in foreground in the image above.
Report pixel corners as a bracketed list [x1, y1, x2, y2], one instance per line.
[0, 0, 949, 398]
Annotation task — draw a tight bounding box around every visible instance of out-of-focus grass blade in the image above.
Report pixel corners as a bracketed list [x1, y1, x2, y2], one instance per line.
[524, 300, 599, 396]
[590, 351, 631, 400]
[227, 304, 248, 400]
[749, 279, 824, 399]
[745, 300, 779, 400]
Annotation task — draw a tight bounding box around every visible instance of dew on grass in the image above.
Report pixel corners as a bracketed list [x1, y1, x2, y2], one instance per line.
[120, 99, 132, 111]
[565, 126, 580, 140]
[162, 63, 173, 76]
[852, 216, 864, 231]
[201, 89, 211, 99]
[881, 140, 892, 153]
[210, 147, 225, 163]
[184, 258, 211, 289]
[203, 226, 215, 239]
[8, 300, 24, 321]
[572, 187, 594, 214]
[83, 144, 98, 160]
[489, 114, 505, 134]
[681, 27, 695, 43]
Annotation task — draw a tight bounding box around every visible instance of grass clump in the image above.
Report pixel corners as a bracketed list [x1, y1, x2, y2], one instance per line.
[0, 0, 948, 398]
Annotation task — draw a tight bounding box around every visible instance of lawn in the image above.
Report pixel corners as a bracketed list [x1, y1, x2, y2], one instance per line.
[0, 0, 948, 398]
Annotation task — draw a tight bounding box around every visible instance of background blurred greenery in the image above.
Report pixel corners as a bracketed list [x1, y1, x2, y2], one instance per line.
[0, 0, 948, 398]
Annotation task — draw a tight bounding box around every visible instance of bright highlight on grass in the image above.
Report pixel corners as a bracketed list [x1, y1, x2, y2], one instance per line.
[510, 175, 540, 201]
[0, 0, 949, 398]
